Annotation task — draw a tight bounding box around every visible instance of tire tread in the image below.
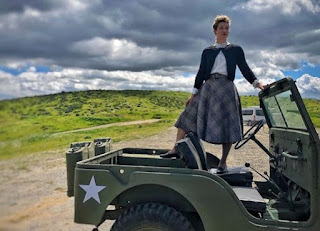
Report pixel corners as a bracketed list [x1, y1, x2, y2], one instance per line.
[111, 203, 195, 231]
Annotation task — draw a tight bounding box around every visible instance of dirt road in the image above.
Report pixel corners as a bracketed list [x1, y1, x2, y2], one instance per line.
[54, 119, 160, 135]
[0, 125, 272, 231]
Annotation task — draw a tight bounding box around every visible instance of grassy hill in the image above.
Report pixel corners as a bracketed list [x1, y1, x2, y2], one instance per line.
[0, 90, 319, 159]
[0, 90, 189, 158]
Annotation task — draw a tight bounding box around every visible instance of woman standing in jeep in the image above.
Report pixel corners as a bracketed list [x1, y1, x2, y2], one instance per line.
[165, 15, 265, 173]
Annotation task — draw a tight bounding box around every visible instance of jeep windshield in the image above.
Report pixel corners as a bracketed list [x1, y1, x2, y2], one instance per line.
[262, 90, 306, 130]
[259, 77, 319, 142]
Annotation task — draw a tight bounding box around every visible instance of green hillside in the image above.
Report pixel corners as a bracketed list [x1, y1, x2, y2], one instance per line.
[0, 90, 319, 159]
[0, 90, 189, 159]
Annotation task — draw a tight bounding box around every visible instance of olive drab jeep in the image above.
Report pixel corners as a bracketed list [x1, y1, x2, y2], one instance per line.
[66, 77, 320, 231]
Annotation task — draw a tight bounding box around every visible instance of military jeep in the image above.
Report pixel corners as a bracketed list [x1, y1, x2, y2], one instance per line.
[68, 77, 320, 231]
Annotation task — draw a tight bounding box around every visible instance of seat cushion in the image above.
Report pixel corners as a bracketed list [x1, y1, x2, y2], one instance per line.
[209, 166, 253, 187]
[232, 186, 266, 213]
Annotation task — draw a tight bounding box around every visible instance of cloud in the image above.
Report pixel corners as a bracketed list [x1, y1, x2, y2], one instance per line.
[69, 37, 192, 71]
[0, 68, 194, 100]
[234, 77, 276, 96]
[1, 0, 319, 72]
[234, 0, 320, 15]
[1, 68, 319, 100]
[0, 71, 21, 99]
[0, 0, 63, 13]
[296, 74, 320, 99]
[244, 49, 301, 79]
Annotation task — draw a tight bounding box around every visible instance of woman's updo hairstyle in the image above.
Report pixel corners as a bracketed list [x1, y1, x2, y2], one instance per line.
[212, 15, 231, 31]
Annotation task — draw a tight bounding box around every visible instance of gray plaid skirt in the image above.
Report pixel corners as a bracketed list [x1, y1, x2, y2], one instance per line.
[175, 74, 243, 144]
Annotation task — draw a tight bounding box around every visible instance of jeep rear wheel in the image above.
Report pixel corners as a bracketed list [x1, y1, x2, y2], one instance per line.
[111, 203, 195, 231]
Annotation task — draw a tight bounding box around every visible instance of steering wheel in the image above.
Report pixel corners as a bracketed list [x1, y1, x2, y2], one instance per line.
[235, 120, 265, 149]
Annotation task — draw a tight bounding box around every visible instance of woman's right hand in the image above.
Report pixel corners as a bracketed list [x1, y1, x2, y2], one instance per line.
[186, 94, 195, 107]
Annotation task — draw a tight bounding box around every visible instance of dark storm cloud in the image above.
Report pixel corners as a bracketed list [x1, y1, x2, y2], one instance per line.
[0, 0, 320, 100]
[1, 0, 320, 70]
[231, 10, 320, 50]
[0, 0, 240, 71]
[1, 0, 319, 72]
[0, 0, 63, 13]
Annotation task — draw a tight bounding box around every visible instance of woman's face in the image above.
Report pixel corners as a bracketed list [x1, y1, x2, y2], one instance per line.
[215, 22, 229, 42]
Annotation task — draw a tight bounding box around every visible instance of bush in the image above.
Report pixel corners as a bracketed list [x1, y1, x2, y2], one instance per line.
[65, 103, 83, 113]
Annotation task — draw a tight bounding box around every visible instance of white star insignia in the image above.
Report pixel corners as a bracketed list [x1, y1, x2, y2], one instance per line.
[79, 176, 106, 204]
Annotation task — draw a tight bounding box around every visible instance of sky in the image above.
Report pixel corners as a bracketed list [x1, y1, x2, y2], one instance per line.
[0, 0, 320, 100]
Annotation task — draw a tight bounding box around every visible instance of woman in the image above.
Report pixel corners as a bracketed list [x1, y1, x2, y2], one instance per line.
[165, 15, 265, 173]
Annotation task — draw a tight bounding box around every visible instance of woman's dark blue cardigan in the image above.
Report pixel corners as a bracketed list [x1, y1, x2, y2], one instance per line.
[194, 44, 257, 90]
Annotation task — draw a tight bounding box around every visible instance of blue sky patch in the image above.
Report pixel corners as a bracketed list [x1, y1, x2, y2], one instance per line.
[36, 66, 51, 73]
[0, 65, 51, 76]
[282, 61, 320, 79]
[0, 66, 28, 76]
[181, 72, 194, 77]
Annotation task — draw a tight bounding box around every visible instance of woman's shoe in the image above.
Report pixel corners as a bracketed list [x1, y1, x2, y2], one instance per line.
[216, 165, 227, 174]
[160, 151, 178, 158]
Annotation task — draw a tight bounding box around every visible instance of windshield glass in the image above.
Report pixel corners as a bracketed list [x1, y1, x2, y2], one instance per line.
[262, 90, 307, 130]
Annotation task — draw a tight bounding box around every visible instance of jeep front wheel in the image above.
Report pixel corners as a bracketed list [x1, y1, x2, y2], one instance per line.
[111, 203, 195, 231]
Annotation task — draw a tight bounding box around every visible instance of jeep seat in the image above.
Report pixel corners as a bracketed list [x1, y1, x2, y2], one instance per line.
[209, 166, 253, 187]
[185, 132, 208, 170]
[186, 132, 220, 169]
[175, 133, 253, 187]
[175, 138, 203, 170]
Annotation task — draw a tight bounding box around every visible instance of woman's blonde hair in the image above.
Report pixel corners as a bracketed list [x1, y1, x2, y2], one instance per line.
[212, 15, 231, 31]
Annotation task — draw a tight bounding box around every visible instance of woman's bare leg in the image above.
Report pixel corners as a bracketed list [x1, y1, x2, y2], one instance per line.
[167, 128, 186, 153]
[218, 143, 232, 168]
[176, 128, 186, 142]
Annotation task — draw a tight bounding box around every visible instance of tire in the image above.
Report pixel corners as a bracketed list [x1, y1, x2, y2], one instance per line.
[247, 120, 252, 126]
[111, 203, 196, 231]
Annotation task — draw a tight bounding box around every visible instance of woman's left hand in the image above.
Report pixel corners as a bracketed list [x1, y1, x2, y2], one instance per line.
[186, 94, 195, 107]
[257, 82, 266, 90]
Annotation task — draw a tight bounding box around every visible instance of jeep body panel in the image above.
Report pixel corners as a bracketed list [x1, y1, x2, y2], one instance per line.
[74, 152, 319, 230]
